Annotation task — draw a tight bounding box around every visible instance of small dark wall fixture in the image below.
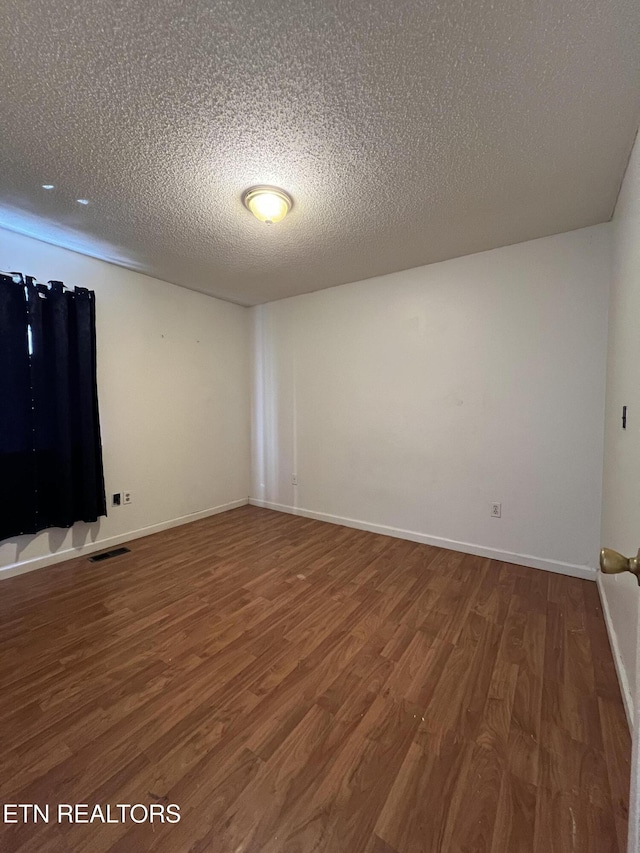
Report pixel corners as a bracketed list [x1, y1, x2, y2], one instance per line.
[0, 272, 107, 541]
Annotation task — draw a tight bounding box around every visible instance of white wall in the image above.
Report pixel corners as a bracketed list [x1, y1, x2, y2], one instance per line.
[1, 218, 613, 586]
[252, 225, 611, 577]
[0, 227, 251, 578]
[600, 132, 640, 719]
[599, 131, 640, 853]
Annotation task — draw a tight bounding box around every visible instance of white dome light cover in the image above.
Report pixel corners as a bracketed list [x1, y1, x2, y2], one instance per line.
[242, 185, 293, 225]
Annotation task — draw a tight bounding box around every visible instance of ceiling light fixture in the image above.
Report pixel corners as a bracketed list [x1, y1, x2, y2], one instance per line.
[242, 185, 293, 225]
[42, 184, 55, 190]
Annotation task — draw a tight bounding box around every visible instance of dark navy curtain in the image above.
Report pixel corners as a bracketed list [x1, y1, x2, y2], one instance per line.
[0, 273, 106, 541]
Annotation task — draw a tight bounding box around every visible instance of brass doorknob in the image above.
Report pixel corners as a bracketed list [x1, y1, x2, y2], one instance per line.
[600, 547, 640, 584]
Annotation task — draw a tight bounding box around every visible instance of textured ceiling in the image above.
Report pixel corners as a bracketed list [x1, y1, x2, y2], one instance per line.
[0, 0, 639, 305]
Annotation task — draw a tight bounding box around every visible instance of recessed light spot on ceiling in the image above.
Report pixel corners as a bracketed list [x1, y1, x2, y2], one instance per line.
[76, 198, 89, 205]
[242, 186, 292, 225]
[41, 184, 55, 190]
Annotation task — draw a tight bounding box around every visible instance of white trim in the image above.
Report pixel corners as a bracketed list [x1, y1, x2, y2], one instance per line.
[249, 499, 597, 581]
[597, 573, 634, 730]
[0, 498, 249, 581]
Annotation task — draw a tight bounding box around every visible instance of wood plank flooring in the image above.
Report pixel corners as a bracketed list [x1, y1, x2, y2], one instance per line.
[0, 505, 631, 852]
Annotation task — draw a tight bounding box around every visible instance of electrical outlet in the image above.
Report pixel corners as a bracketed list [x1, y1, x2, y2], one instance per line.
[291, 474, 298, 486]
[491, 502, 501, 518]
[123, 491, 132, 505]
[112, 493, 121, 507]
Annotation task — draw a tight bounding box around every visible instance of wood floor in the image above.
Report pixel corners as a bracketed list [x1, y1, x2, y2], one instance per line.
[0, 506, 631, 852]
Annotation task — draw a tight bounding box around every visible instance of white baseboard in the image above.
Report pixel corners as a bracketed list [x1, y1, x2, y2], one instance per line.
[249, 498, 597, 581]
[0, 498, 249, 581]
[2, 495, 598, 586]
[597, 573, 634, 730]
